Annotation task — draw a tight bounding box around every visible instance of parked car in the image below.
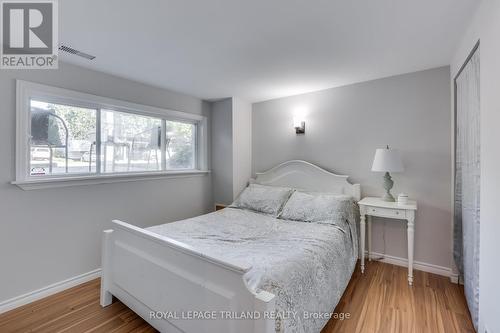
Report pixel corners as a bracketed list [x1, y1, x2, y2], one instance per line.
[68, 140, 93, 160]
[67, 150, 85, 161]
[31, 147, 50, 160]
[81, 151, 99, 162]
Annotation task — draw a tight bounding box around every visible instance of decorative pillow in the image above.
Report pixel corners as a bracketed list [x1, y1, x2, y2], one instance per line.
[230, 184, 294, 216]
[279, 191, 353, 223]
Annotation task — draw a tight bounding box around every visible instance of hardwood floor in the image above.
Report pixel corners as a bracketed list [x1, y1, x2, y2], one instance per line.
[0, 262, 474, 333]
[322, 262, 475, 333]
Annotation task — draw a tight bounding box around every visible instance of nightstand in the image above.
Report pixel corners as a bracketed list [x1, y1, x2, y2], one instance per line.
[215, 203, 226, 211]
[358, 197, 417, 285]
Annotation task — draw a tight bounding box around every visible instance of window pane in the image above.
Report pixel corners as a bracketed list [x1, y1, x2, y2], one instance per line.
[166, 120, 196, 170]
[101, 110, 162, 173]
[30, 100, 97, 176]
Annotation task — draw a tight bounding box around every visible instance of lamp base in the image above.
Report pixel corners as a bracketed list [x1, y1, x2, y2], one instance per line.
[382, 172, 396, 202]
[381, 192, 396, 202]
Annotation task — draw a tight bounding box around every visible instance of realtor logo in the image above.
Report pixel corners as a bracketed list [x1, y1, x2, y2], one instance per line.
[1, 0, 58, 69]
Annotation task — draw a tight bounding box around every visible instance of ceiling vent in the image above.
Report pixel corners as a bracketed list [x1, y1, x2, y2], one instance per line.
[59, 45, 96, 60]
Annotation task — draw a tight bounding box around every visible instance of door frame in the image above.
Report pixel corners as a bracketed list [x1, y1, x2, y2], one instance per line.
[452, 39, 480, 285]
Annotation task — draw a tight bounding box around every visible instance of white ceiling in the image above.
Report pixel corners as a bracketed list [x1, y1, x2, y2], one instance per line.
[59, 0, 478, 103]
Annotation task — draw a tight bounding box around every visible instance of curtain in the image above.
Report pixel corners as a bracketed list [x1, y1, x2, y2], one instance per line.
[454, 47, 480, 329]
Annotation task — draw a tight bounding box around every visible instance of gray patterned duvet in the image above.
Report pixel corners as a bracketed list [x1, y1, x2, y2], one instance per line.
[147, 207, 357, 333]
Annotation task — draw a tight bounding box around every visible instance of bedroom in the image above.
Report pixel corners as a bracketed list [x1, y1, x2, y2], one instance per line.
[0, 0, 498, 332]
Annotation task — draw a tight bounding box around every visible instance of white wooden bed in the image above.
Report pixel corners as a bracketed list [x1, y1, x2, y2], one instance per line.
[100, 160, 361, 333]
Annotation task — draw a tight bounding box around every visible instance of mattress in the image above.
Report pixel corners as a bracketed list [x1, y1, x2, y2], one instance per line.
[147, 207, 357, 333]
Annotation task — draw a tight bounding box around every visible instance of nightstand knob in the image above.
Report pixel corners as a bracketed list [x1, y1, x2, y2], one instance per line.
[396, 211, 399, 215]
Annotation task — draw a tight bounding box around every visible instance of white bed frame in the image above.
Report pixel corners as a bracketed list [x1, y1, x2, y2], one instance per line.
[100, 160, 361, 333]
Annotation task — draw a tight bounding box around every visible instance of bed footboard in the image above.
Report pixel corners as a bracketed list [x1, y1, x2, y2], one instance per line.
[100, 220, 276, 333]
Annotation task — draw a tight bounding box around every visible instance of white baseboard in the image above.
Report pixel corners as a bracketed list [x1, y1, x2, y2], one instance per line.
[449, 273, 460, 284]
[0, 268, 101, 315]
[366, 251, 457, 283]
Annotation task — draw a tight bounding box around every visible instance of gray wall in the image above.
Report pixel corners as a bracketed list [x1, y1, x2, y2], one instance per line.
[253, 67, 452, 268]
[211, 97, 252, 205]
[232, 98, 252, 199]
[211, 98, 233, 205]
[0, 62, 212, 303]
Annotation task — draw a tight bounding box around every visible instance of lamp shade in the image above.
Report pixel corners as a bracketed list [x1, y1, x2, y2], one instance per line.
[371, 148, 404, 172]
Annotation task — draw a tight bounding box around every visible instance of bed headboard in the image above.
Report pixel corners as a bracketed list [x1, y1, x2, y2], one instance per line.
[251, 160, 361, 201]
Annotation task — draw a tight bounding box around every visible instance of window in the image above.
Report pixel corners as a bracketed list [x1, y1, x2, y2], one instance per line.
[100, 110, 162, 173]
[166, 120, 196, 170]
[16, 81, 208, 189]
[30, 100, 97, 176]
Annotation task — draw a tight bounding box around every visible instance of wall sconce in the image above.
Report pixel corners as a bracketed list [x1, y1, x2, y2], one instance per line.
[293, 117, 305, 134]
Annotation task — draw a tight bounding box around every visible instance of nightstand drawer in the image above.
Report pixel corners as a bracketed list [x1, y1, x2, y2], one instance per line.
[367, 206, 405, 218]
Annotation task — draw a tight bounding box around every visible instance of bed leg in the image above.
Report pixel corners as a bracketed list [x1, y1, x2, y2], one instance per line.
[100, 229, 114, 307]
[100, 289, 113, 307]
[254, 290, 276, 333]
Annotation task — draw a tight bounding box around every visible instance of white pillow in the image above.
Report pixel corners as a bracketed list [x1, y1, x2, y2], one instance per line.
[230, 184, 294, 216]
[279, 191, 352, 223]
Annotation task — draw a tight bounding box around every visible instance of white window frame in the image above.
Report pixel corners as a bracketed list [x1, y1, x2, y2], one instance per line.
[13, 80, 209, 190]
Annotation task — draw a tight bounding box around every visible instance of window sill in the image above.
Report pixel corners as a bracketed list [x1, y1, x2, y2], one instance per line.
[12, 170, 211, 190]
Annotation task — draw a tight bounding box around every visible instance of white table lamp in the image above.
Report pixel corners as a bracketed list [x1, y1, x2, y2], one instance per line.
[371, 145, 404, 202]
